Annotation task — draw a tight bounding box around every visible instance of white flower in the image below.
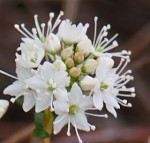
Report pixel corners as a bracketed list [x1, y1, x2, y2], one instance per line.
[15, 42, 45, 68]
[58, 20, 89, 44]
[53, 83, 94, 143]
[80, 75, 96, 91]
[91, 17, 131, 59]
[3, 63, 36, 112]
[82, 59, 97, 74]
[93, 57, 135, 117]
[76, 38, 92, 57]
[14, 11, 64, 61]
[0, 100, 9, 119]
[45, 33, 61, 54]
[53, 59, 66, 71]
[26, 61, 70, 112]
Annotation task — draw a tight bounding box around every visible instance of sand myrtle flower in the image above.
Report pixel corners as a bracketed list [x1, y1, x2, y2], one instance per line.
[93, 57, 135, 117]
[58, 19, 89, 44]
[2, 64, 36, 112]
[26, 61, 70, 112]
[91, 17, 131, 59]
[0, 100, 9, 119]
[53, 83, 94, 143]
[15, 42, 45, 68]
[0, 11, 135, 143]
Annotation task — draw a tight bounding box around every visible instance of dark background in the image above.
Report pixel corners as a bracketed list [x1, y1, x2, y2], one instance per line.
[0, 0, 150, 143]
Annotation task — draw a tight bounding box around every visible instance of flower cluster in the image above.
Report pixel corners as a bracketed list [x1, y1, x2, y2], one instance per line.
[0, 11, 135, 143]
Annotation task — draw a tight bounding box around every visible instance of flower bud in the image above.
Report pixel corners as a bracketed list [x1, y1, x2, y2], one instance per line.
[65, 58, 74, 69]
[74, 52, 84, 64]
[80, 75, 96, 91]
[82, 59, 97, 74]
[45, 33, 61, 54]
[61, 47, 74, 61]
[76, 39, 92, 57]
[53, 59, 66, 71]
[69, 67, 81, 78]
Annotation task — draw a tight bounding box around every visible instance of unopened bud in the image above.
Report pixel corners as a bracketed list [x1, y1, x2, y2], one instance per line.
[74, 52, 84, 64]
[61, 47, 74, 61]
[82, 59, 97, 74]
[69, 67, 81, 78]
[45, 33, 61, 54]
[80, 75, 96, 91]
[65, 58, 74, 69]
[53, 59, 66, 71]
[76, 39, 92, 57]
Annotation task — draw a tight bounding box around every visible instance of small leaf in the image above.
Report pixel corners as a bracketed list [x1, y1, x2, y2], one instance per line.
[16, 96, 23, 106]
[32, 112, 49, 138]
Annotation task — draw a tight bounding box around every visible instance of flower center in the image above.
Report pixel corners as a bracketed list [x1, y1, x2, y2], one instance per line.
[96, 46, 104, 52]
[100, 81, 109, 91]
[69, 105, 79, 115]
[47, 79, 56, 91]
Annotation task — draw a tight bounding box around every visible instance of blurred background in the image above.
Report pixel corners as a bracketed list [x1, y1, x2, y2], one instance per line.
[0, 0, 150, 143]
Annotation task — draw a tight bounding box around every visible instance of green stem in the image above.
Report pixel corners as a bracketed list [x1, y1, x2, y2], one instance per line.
[43, 108, 54, 143]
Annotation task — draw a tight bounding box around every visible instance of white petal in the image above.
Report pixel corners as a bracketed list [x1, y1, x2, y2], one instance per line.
[71, 111, 90, 132]
[54, 71, 70, 88]
[23, 90, 35, 112]
[3, 81, 25, 96]
[96, 57, 114, 81]
[53, 114, 69, 134]
[35, 91, 51, 112]
[93, 91, 104, 110]
[16, 63, 32, 80]
[55, 88, 68, 102]
[79, 96, 93, 109]
[106, 104, 117, 118]
[38, 62, 56, 80]
[53, 100, 69, 115]
[0, 100, 9, 119]
[26, 76, 46, 90]
[104, 93, 120, 109]
[69, 83, 82, 104]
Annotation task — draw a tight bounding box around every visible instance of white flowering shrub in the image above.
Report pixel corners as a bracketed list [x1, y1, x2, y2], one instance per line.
[0, 11, 135, 143]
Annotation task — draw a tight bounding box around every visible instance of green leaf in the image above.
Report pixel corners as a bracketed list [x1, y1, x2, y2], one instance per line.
[16, 96, 23, 106]
[32, 112, 49, 138]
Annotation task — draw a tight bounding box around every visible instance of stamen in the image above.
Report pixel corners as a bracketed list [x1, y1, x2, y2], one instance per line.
[103, 40, 118, 52]
[117, 59, 130, 75]
[32, 28, 38, 38]
[21, 24, 34, 38]
[14, 24, 30, 38]
[102, 33, 118, 48]
[0, 70, 17, 80]
[85, 112, 108, 118]
[117, 93, 136, 97]
[51, 11, 64, 32]
[34, 15, 42, 38]
[93, 16, 98, 46]
[41, 23, 45, 36]
[73, 119, 83, 143]
[67, 118, 71, 136]
[50, 94, 54, 111]
[95, 25, 107, 47]
[88, 123, 96, 131]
